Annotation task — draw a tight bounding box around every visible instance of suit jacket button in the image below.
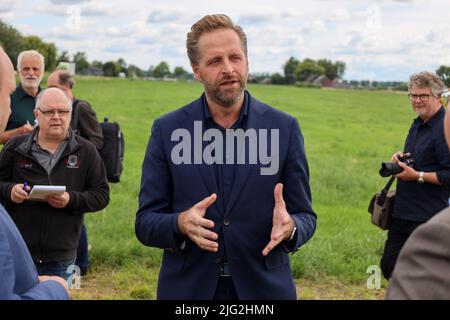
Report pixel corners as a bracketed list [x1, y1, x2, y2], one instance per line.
[214, 257, 221, 264]
[223, 219, 230, 226]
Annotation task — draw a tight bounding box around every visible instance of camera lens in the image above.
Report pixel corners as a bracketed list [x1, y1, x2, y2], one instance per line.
[379, 162, 403, 177]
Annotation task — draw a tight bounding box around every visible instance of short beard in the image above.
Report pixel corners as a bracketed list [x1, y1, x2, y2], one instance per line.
[21, 76, 42, 91]
[202, 75, 247, 108]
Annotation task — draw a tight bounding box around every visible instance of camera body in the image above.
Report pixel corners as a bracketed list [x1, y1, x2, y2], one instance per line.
[379, 154, 416, 177]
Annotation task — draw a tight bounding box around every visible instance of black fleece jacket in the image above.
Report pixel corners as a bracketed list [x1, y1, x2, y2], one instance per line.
[0, 128, 109, 262]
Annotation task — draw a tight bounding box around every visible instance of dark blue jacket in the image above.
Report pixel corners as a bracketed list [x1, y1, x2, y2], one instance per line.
[0, 204, 68, 300]
[136, 92, 316, 299]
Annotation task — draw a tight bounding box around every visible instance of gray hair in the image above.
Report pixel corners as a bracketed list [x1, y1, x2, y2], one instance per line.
[35, 88, 72, 111]
[17, 50, 45, 70]
[409, 71, 445, 97]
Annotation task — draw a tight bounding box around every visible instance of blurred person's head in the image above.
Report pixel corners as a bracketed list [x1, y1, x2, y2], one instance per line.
[17, 50, 44, 94]
[47, 69, 75, 100]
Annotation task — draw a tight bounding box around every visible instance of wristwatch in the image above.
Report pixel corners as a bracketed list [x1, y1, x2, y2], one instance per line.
[417, 171, 425, 184]
[288, 226, 297, 242]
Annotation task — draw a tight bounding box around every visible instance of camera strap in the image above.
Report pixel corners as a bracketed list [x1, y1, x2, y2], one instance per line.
[382, 176, 396, 193]
[377, 176, 396, 206]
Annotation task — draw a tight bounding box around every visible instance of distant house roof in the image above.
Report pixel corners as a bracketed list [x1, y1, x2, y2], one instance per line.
[305, 75, 318, 83]
[310, 75, 337, 87]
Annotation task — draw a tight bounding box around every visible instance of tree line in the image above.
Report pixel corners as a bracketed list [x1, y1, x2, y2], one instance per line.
[0, 20, 57, 70]
[0, 19, 191, 79]
[65, 50, 192, 79]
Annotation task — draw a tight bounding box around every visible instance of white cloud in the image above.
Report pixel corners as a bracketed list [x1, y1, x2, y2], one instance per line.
[43, 27, 87, 40]
[331, 8, 351, 22]
[238, 10, 278, 26]
[81, 2, 115, 16]
[0, 12, 14, 22]
[36, 4, 69, 16]
[106, 21, 148, 38]
[36, 1, 114, 17]
[49, 0, 91, 4]
[0, 0, 14, 13]
[146, 8, 189, 24]
[4, 0, 449, 80]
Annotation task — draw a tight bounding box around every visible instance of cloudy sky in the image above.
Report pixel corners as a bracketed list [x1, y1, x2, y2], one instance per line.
[1, 0, 449, 81]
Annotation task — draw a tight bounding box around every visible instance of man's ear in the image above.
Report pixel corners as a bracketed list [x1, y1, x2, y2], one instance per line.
[191, 63, 202, 82]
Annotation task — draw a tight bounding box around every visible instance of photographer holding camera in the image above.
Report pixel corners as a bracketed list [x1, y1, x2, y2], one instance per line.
[380, 71, 450, 280]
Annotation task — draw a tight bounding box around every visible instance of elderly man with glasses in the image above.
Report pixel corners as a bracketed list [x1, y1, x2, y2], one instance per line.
[0, 88, 109, 280]
[380, 71, 450, 280]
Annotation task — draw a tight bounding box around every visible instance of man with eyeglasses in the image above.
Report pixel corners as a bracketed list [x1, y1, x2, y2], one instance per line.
[0, 50, 44, 145]
[47, 69, 104, 277]
[385, 88, 450, 299]
[380, 71, 450, 280]
[0, 88, 109, 280]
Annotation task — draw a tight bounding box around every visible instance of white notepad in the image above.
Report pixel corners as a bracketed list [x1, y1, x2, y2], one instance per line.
[28, 185, 66, 201]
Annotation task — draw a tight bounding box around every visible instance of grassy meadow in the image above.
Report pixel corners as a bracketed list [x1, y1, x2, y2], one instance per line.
[20, 78, 417, 299]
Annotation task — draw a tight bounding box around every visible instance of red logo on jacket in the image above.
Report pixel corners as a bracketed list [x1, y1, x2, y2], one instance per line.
[17, 159, 32, 169]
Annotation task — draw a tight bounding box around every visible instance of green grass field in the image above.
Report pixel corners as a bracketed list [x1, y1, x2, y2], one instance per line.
[22, 78, 417, 299]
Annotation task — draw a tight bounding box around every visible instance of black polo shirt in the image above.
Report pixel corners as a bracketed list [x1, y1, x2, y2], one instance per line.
[393, 107, 450, 222]
[6, 84, 40, 131]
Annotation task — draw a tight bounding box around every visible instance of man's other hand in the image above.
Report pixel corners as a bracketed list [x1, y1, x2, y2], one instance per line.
[262, 183, 296, 256]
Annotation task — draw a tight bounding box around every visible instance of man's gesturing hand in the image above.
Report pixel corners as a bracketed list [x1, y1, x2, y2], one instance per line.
[178, 193, 219, 252]
[262, 183, 296, 256]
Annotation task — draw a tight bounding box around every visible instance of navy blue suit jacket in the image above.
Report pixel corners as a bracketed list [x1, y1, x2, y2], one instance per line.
[136, 92, 316, 299]
[0, 204, 69, 300]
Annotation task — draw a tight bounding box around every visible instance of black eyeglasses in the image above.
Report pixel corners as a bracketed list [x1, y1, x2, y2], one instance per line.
[36, 107, 71, 118]
[407, 94, 432, 102]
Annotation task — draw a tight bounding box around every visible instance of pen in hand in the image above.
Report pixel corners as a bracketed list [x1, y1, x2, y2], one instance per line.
[22, 181, 29, 194]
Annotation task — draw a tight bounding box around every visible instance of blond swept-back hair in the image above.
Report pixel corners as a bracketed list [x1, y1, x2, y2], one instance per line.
[409, 71, 445, 97]
[186, 14, 247, 66]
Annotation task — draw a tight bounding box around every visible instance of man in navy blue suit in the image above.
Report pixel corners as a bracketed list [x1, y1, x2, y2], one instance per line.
[136, 14, 316, 300]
